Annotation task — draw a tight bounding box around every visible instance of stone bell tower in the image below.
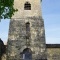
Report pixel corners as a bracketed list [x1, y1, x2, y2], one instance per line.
[7, 0, 47, 60]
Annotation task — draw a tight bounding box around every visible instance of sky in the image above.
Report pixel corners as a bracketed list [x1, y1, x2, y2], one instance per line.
[0, 0, 60, 44]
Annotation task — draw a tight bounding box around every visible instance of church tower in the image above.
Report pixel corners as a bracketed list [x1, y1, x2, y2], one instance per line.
[7, 0, 47, 60]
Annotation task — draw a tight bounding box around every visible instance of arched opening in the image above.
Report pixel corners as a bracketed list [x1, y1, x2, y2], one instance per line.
[24, 2, 31, 10]
[21, 48, 32, 60]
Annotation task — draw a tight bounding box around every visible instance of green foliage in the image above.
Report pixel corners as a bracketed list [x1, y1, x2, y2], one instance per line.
[0, 0, 18, 19]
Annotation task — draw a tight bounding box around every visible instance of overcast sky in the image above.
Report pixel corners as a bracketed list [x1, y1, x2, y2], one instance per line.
[0, 0, 60, 44]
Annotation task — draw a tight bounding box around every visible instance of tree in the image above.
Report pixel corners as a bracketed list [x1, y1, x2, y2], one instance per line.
[0, 0, 18, 20]
[0, 38, 5, 60]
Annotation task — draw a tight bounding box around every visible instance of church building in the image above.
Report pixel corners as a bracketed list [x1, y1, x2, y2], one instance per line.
[1, 0, 60, 60]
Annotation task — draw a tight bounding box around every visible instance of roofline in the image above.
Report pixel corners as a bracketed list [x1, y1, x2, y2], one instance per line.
[4, 44, 60, 48]
[46, 44, 60, 48]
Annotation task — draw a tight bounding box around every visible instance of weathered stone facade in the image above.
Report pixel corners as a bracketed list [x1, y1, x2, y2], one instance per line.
[6, 0, 47, 60]
[6, 16, 47, 60]
[1, 0, 60, 60]
[47, 44, 60, 60]
[47, 48, 60, 60]
[1, 45, 60, 60]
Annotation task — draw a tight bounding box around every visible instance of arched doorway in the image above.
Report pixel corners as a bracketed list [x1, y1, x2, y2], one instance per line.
[22, 48, 32, 60]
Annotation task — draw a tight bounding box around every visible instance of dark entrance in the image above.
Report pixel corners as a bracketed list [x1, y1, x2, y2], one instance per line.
[22, 48, 32, 60]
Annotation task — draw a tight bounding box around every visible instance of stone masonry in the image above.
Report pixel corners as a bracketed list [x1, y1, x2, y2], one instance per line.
[7, 16, 47, 60]
[1, 0, 60, 60]
[1, 44, 60, 60]
[6, 0, 47, 60]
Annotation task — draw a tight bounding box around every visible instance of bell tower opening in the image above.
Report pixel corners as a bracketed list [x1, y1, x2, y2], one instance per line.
[24, 2, 31, 10]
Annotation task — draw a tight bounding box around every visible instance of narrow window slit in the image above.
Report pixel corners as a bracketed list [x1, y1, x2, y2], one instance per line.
[26, 22, 30, 39]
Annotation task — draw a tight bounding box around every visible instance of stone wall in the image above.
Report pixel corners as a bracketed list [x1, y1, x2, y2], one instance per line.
[1, 54, 6, 60]
[1, 44, 60, 60]
[7, 17, 47, 60]
[47, 44, 60, 60]
[2, 48, 60, 60]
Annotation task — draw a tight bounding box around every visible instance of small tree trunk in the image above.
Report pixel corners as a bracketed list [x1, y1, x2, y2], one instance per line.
[0, 57, 1, 60]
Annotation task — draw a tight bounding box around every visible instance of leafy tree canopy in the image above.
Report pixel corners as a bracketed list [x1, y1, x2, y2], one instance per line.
[0, 0, 18, 19]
